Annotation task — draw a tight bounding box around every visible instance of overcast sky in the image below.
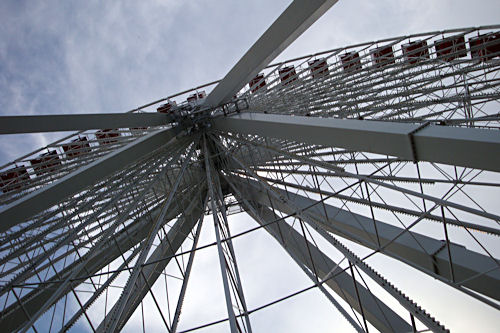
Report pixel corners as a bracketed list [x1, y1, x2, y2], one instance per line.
[1, 1, 500, 332]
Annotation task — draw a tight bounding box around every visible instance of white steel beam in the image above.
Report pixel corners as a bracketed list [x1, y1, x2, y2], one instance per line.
[205, 0, 339, 107]
[213, 112, 500, 172]
[0, 128, 181, 232]
[96, 194, 207, 332]
[240, 200, 412, 332]
[231, 175, 500, 301]
[228, 174, 448, 332]
[99, 145, 196, 333]
[204, 137, 239, 333]
[0, 113, 171, 134]
[0, 188, 200, 332]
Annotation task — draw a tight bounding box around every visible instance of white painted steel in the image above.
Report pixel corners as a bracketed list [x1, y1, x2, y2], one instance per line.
[213, 112, 500, 172]
[0, 113, 170, 134]
[0, 127, 181, 231]
[205, 0, 339, 107]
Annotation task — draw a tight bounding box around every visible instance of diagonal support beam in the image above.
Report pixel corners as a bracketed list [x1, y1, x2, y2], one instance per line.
[0, 113, 171, 134]
[204, 137, 240, 333]
[0, 186, 200, 332]
[205, 0, 339, 107]
[0, 127, 182, 232]
[239, 199, 411, 332]
[213, 112, 500, 172]
[228, 173, 448, 332]
[96, 193, 207, 332]
[230, 175, 500, 302]
[171, 210, 206, 332]
[101, 145, 196, 333]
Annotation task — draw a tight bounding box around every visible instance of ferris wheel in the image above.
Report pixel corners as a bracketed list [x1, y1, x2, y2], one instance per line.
[0, 0, 499, 332]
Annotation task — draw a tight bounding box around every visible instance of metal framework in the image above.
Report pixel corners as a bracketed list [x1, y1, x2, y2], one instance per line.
[0, 1, 499, 332]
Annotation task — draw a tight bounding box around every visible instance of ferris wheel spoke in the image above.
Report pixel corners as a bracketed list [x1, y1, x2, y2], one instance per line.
[206, 0, 339, 107]
[213, 112, 500, 172]
[204, 136, 253, 333]
[0, 113, 170, 134]
[236, 196, 411, 332]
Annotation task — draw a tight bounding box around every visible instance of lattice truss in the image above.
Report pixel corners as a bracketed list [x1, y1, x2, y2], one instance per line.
[0, 4, 499, 332]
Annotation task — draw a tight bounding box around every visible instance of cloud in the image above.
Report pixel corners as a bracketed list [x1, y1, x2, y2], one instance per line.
[1, 1, 500, 332]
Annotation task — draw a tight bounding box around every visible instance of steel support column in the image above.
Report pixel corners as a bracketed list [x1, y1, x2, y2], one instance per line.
[230, 175, 500, 301]
[204, 137, 239, 333]
[95, 192, 207, 332]
[239, 199, 411, 332]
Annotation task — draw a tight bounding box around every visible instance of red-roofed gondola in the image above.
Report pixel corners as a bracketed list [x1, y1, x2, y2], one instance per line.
[402, 40, 429, 64]
[340, 51, 362, 72]
[249, 74, 266, 93]
[30, 151, 61, 176]
[0, 166, 30, 192]
[95, 129, 120, 145]
[371, 45, 395, 68]
[434, 35, 467, 61]
[62, 137, 91, 159]
[279, 66, 298, 86]
[308, 58, 329, 79]
[157, 101, 177, 113]
[470, 32, 500, 61]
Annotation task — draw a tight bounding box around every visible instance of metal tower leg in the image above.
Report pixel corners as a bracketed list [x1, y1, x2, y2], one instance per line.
[225, 178, 365, 333]
[231, 175, 500, 303]
[100, 145, 196, 332]
[239, 199, 411, 332]
[204, 137, 239, 333]
[171, 208, 207, 332]
[212, 163, 253, 333]
[96, 191, 207, 332]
